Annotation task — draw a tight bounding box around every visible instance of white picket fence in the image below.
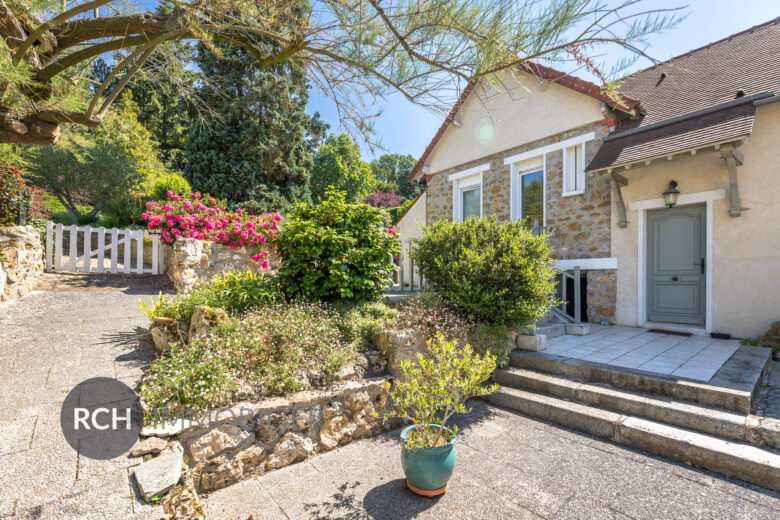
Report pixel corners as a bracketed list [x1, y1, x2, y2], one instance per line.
[44, 222, 164, 275]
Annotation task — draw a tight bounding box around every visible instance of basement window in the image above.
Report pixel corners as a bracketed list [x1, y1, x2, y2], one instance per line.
[563, 143, 586, 196]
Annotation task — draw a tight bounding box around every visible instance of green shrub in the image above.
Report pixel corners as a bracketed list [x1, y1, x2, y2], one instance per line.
[410, 216, 557, 328]
[394, 291, 472, 341]
[381, 334, 497, 449]
[468, 323, 513, 367]
[141, 303, 355, 416]
[148, 173, 192, 201]
[276, 189, 399, 302]
[102, 191, 146, 226]
[0, 165, 26, 224]
[138, 270, 280, 325]
[331, 301, 398, 351]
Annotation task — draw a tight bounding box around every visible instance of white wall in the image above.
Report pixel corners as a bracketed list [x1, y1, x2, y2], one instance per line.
[395, 192, 426, 288]
[425, 71, 605, 174]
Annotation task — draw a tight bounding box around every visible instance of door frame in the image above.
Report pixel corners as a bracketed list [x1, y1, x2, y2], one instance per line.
[628, 189, 725, 334]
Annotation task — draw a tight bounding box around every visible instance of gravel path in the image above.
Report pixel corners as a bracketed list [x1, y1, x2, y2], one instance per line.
[0, 273, 172, 519]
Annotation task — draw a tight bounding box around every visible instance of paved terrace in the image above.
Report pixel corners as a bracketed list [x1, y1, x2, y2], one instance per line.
[205, 401, 780, 519]
[545, 325, 741, 382]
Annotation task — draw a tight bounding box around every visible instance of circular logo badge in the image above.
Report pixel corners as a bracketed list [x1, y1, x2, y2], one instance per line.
[60, 377, 142, 460]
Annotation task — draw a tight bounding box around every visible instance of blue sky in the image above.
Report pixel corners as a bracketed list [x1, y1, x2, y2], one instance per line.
[306, 0, 780, 160]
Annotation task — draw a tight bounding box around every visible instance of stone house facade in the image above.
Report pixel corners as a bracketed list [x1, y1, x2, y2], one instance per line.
[413, 67, 631, 324]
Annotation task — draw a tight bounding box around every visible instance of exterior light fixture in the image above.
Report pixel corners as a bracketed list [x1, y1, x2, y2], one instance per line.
[663, 180, 680, 208]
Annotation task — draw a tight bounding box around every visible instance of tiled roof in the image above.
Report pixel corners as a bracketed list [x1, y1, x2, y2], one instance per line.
[587, 103, 756, 171]
[409, 64, 639, 181]
[587, 17, 780, 170]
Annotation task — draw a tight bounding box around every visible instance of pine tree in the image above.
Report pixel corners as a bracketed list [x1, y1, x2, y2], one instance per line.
[183, 35, 325, 211]
[127, 43, 197, 171]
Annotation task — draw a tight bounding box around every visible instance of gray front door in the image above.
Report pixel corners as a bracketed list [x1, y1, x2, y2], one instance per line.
[647, 204, 706, 325]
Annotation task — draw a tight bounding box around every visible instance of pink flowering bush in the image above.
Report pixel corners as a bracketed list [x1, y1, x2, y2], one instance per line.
[142, 191, 282, 265]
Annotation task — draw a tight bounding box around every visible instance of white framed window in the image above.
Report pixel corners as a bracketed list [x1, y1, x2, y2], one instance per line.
[563, 143, 586, 196]
[450, 163, 488, 222]
[510, 157, 545, 226]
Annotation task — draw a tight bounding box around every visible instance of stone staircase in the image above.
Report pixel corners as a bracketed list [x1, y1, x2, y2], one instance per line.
[486, 350, 780, 492]
[516, 311, 590, 351]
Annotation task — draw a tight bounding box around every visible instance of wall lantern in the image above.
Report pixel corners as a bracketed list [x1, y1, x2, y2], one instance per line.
[663, 180, 680, 208]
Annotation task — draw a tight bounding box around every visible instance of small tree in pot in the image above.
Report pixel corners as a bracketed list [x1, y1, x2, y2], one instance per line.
[382, 334, 497, 496]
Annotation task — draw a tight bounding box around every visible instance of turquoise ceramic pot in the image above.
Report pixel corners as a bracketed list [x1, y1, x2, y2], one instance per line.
[400, 424, 457, 496]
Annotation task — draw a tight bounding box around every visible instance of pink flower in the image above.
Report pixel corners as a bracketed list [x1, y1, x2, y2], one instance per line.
[261, 260, 270, 269]
[251, 254, 262, 262]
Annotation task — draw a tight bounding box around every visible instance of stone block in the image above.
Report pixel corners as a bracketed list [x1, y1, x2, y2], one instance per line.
[373, 329, 430, 377]
[133, 451, 183, 501]
[183, 425, 254, 465]
[188, 305, 228, 339]
[515, 334, 547, 351]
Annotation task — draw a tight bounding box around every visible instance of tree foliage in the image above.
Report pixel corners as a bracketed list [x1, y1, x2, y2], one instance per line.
[183, 38, 325, 211]
[25, 93, 161, 222]
[310, 133, 375, 203]
[0, 0, 683, 146]
[371, 153, 419, 199]
[125, 43, 197, 171]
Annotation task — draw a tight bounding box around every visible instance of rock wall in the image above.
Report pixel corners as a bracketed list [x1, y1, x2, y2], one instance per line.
[586, 269, 617, 324]
[163, 237, 273, 292]
[138, 380, 392, 495]
[0, 225, 44, 302]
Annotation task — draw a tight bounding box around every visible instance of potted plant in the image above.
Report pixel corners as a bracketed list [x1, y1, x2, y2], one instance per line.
[383, 333, 497, 497]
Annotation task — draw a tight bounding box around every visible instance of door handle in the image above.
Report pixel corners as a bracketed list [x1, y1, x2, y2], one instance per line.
[694, 257, 705, 275]
[671, 276, 679, 282]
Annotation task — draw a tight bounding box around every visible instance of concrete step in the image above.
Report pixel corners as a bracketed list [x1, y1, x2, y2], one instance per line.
[509, 350, 756, 413]
[533, 323, 566, 339]
[565, 323, 590, 336]
[494, 367, 780, 450]
[485, 386, 780, 492]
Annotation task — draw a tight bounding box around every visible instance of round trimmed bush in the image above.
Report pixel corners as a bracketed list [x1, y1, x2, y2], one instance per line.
[148, 173, 191, 201]
[410, 216, 557, 328]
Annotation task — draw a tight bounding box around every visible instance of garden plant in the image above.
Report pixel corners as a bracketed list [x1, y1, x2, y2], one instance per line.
[142, 191, 282, 264]
[381, 334, 498, 496]
[410, 216, 558, 329]
[275, 189, 399, 302]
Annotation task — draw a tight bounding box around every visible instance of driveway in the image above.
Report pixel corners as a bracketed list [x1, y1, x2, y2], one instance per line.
[0, 273, 171, 519]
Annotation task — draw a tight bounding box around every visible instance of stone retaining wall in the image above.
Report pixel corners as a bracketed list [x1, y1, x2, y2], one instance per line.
[163, 237, 275, 292]
[136, 379, 392, 502]
[0, 225, 43, 302]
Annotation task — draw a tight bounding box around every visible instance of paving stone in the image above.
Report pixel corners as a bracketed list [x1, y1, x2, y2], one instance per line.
[0, 415, 35, 456]
[204, 401, 780, 519]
